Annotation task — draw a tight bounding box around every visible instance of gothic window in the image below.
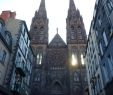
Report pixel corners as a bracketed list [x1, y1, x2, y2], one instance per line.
[81, 54, 84, 65]
[71, 25, 74, 30]
[74, 72, 79, 82]
[37, 54, 40, 64]
[39, 31, 44, 35]
[78, 35, 82, 40]
[34, 26, 37, 30]
[52, 82, 62, 91]
[71, 32, 75, 39]
[39, 35, 44, 41]
[78, 25, 81, 29]
[34, 74, 40, 82]
[71, 53, 78, 66]
[37, 53, 42, 65]
[40, 26, 44, 31]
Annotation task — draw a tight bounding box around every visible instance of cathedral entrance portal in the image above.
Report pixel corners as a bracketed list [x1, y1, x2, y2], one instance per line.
[50, 81, 64, 95]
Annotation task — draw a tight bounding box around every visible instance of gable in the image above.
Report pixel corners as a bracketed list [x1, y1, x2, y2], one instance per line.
[49, 34, 66, 48]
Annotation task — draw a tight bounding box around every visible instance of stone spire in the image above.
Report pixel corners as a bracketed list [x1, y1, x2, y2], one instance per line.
[39, 0, 45, 11]
[35, 0, 47, 18]
[69, 0, 76, 10]
[30, 0, 48, 45]
[68, 0, 77, 18]
[66, 0, 87, 44]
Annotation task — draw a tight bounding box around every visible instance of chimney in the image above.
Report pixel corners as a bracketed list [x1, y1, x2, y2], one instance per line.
[10, 12, 16, 19]
[0, 10, 16, 21]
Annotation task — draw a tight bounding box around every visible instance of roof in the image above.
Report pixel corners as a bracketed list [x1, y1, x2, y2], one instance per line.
[49, 33, 66, 48]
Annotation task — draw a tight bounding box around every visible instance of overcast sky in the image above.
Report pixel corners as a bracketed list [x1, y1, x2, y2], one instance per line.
[0, 0, 96, 42]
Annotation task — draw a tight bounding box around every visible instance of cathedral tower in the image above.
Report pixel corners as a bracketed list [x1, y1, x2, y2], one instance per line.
[29, 0, 48, 95]
[29, 0, 48, 65]
[66, 0, 87, 44]
[66, 0, 87, 95]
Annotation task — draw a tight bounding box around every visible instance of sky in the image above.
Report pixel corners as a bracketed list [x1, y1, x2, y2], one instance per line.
[0, 0, 96, 42]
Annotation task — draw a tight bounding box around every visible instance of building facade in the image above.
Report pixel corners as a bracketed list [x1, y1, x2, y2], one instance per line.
[85, 0, 113, 95]
[30, 0, 87, 95]
[84, 20, 105, 95]
[0, 11, 34, 95]
[0, 17, 12, 95]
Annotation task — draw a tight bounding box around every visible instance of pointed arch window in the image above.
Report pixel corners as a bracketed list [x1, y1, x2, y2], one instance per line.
[40, 26, 44, 31]
[71, 25, 74, 30]
[71, 53, 78, 66]
[37, 53, 42, 65]
[71, 32, 75, 39]
[81, 54, 85, 65]
[74, 72, 79, 82]
[34, 26, 37, 30]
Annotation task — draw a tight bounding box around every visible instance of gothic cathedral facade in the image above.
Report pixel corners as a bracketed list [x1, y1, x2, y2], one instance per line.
[30, 0, 87, 95]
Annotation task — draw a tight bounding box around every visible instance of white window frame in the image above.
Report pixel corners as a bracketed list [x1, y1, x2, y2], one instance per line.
[99, 42, 103, 55]
[103, 31, 108, 46]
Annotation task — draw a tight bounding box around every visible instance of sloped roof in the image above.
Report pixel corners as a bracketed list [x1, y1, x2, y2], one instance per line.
[49, 33, 66, 48]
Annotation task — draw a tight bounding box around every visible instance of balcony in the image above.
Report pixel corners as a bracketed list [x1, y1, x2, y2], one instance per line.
[15, 61, 26, 77]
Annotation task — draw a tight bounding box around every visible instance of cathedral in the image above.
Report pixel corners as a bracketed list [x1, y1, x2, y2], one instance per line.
[29, 0, 87, 95]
